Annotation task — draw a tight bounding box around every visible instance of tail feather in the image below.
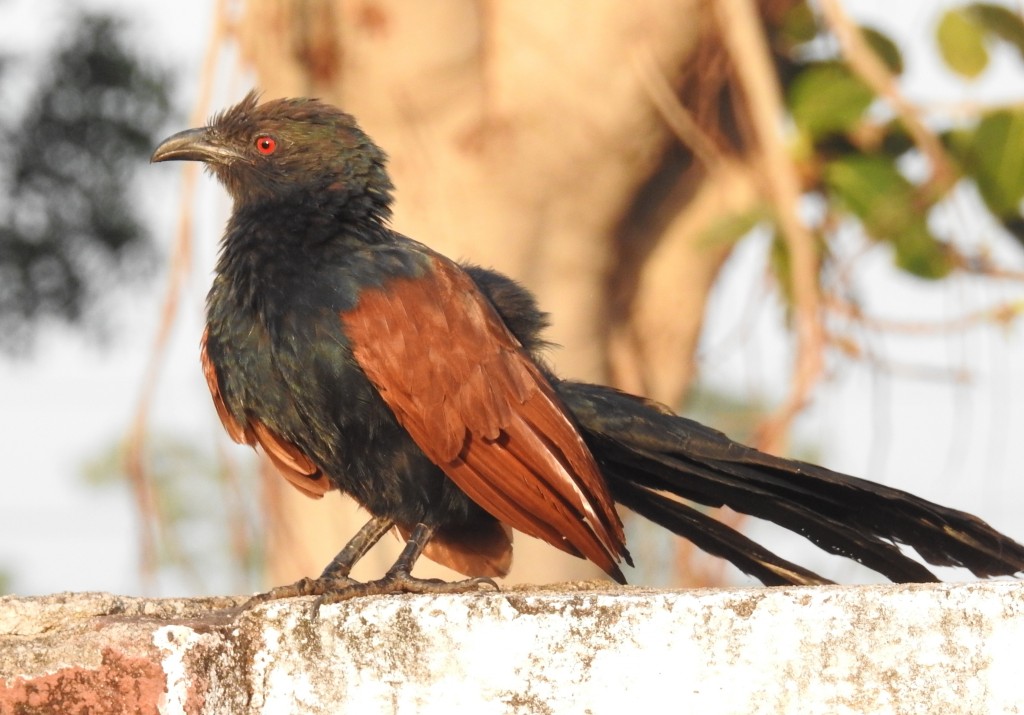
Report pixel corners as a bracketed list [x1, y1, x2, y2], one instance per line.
[606, 440, 940, 582]
[559, 381, 1024, 584]
[716, 449, 1022, 575]
[611, 478, 832, 586]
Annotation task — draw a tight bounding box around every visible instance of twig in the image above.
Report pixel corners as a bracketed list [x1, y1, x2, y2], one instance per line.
[918, 99, 1024, 120]
[949, 247, 1024, 281]
[714, 0, 826, 454]
[825, 292, 1024, 334]
[632, 46, 726, 171]
[214, 439, 257, 591]
[123, 0, 230, 591]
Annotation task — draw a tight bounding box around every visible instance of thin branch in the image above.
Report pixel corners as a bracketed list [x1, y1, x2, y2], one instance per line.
[715, 0, 826, 454]
[949, 248, 1024, 282]
[818, 0, 959, 196]
[825, 292, 1024, 335]
[214, 439, 257, 591]
[632, 46, 726, 171]
[829, 331, 972, 383]
[123, 0, 230, 591]
[919, 99, 1024, 120]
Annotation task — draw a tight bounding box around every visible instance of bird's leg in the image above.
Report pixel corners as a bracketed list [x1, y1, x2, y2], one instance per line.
[318, 514, 396, 580]
[313, 522, 500, 608]
[242, 514, 394, 609]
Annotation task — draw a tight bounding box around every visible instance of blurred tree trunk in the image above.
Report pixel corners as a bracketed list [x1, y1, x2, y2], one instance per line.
[233, 0, 789, 587]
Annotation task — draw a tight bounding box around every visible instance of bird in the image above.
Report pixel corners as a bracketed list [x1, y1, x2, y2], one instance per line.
[151, 91, 1024, 602]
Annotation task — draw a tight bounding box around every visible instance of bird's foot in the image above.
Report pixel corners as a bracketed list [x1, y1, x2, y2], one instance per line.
[313, 570, 499, 609]
[240, 571, 498, 612]
[241, 575, 359, 610]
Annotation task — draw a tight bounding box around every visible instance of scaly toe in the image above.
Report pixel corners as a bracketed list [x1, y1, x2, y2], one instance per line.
[242, 575, 359, 610]
[313, 573, 500, 609]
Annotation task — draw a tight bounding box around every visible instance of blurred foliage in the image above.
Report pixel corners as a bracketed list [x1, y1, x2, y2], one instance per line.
[83, 433, 263, 594]
[951, 110, 1024, 222]
[939, 3, 1024, 77]
[860, 26, 904, 75]
[758, 1, 1024, 284]
[938, 8, 991, 78]
[0, 12, 171, 353]
[788, 62, 874, 139]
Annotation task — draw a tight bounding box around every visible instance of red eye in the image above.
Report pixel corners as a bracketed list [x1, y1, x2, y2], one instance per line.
[255, 136, 277, 155]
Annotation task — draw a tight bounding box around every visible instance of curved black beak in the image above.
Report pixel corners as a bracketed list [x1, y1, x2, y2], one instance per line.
[150, 127, 241, 165]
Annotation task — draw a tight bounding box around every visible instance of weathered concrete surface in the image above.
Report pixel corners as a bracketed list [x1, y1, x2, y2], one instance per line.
[1, 581, 1022, 714]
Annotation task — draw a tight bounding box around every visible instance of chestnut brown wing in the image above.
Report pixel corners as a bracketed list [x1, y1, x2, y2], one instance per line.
[340, 254, 629, 581]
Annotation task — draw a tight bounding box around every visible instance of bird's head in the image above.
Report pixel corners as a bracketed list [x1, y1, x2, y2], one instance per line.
[151, 90, 393, 221]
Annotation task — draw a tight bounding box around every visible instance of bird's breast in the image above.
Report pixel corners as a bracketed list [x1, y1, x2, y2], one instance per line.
[204, 269, 421, 492]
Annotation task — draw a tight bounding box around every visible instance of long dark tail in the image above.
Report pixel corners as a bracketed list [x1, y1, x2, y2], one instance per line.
[558, 380, 1024, 586]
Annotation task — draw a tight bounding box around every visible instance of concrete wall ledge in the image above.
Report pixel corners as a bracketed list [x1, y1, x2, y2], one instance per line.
[2, 580, 1022, 713]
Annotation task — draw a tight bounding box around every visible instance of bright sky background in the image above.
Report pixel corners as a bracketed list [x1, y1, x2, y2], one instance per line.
[2, 0, 1024, 596]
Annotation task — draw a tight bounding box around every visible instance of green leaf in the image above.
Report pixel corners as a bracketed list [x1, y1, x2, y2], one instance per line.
[890, 223, 952, 279]
[942, 126, 976, 165]
[788, 62, 874, 139]
[968, 110, 1024, 217]
[778, 2, 819, 50]
[967, 3, 1024, 59]
[825, 154, 915, 234]
[861, 26, 904, 74]
[936, 9, 989, 78]
[825, 154, 950, 279]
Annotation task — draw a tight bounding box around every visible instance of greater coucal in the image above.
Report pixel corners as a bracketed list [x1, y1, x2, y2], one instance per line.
[151, 92, 1024, 601]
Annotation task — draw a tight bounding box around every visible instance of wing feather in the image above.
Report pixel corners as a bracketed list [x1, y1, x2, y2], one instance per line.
[341, 252, 629, 580]
[201, 328, 253, 445]
[201, 327, 333, 499]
